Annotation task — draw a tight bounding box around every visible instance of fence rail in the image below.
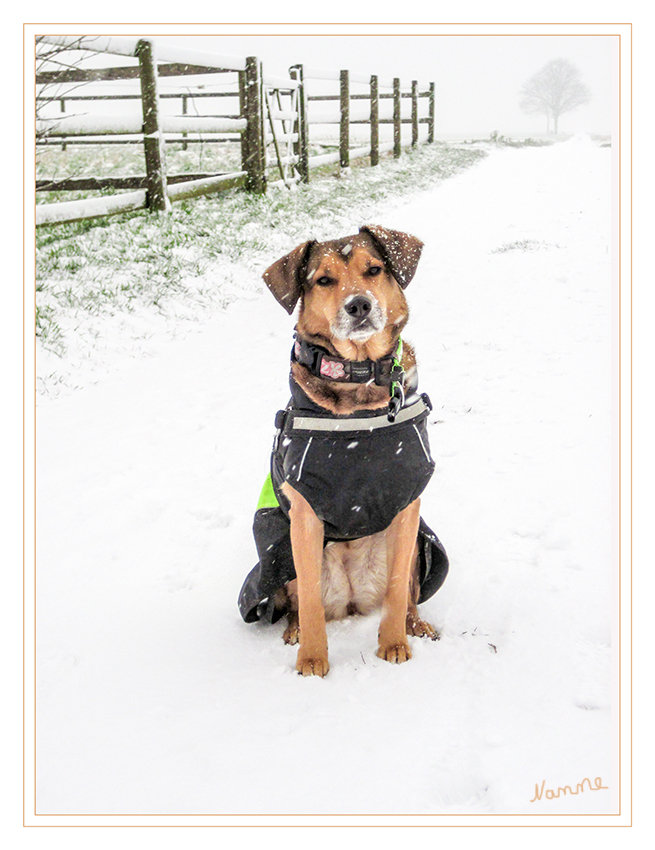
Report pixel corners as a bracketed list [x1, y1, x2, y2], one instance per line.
[35, 35, 436, 226]
[37, 114, 248, 136]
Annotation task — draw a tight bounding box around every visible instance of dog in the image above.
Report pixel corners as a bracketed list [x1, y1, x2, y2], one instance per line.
[238, 225, 449, 676]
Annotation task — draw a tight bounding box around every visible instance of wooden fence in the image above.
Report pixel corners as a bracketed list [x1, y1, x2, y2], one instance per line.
[35, 36, 435, 227]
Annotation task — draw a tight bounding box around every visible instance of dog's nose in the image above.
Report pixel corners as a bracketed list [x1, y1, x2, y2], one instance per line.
[345, 296, 372, 318]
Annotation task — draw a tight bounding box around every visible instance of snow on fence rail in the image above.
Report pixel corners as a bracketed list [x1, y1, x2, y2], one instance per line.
[37, 34, 247, 71]
[37, 114, 248, 136]
[35, 36, 435, 226]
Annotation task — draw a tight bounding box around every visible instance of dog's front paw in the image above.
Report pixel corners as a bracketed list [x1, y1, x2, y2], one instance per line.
[296, 648, 329, 677]
[376, 641, 412, 664]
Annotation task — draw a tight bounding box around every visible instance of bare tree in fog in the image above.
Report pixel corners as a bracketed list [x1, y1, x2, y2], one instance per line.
[520, 58, 591, 134]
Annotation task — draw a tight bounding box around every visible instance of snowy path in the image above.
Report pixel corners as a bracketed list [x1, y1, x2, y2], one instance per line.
[36, 137, 616, 818]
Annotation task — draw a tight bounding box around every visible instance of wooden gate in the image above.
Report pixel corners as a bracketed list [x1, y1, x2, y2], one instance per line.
[262, 68, 305, 188]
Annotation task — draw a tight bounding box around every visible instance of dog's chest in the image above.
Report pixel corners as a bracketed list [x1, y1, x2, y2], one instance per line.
[320, 533, 389, 619]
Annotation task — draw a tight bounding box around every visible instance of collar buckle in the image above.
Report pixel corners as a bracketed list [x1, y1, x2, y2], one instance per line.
[349, 360, 374, 383]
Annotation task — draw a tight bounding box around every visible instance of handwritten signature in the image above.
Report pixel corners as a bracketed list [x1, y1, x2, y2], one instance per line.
[531, 776, 608, 802]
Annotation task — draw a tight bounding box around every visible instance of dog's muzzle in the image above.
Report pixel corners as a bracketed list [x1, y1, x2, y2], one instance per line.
[331, 293, 385, 341]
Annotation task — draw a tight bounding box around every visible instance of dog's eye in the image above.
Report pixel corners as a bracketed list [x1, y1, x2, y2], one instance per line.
[367, 265, 382, 277]
[315, 275, 333, 287]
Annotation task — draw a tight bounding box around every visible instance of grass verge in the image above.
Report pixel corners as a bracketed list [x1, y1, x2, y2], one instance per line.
[36, 142, 487, 363]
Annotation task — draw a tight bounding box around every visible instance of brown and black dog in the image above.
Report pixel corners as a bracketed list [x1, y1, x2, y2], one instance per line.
[241, 225, 448, 676]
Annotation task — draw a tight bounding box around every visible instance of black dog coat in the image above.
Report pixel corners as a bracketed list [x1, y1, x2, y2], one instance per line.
[238, 380, 449, 623]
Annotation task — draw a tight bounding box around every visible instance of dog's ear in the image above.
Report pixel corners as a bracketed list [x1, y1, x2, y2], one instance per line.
[262, 240, 315, 314]
[360, 225, 423, 288]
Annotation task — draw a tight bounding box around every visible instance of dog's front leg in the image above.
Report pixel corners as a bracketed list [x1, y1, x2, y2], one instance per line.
[282, 483, 329, 677]
[377, 498, 421, 663]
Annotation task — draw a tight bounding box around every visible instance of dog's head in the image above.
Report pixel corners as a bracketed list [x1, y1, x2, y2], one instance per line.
[262, 225, 423, 346]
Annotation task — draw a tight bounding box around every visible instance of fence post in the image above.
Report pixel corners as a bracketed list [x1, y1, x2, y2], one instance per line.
[238, 70, 249, 176]
[182, 94, 188, 151]
[370, 75, 379, 166]
[340, 69, 350, 169]
[411, 80, 419, 146]
[244, 57, 266, 194]
[60, 98, 67, 151]
[290, 64, 309, 183]
[393, 78, 401, 158]
[428, 82, 435, 143]
[136, 39, 170, 212]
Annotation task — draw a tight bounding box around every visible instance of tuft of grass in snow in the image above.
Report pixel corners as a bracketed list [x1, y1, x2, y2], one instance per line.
[486, 131, 555, 148]
[35, 302, 65, 355]
[36, 142, 486, 368]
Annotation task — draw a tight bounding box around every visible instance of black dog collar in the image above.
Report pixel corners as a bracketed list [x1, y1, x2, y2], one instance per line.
[292, 335, 406, 421]
[292, 336, 402, 386]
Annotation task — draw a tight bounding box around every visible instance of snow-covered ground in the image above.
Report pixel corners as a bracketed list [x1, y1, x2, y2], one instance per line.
[34, 136, 617, 820]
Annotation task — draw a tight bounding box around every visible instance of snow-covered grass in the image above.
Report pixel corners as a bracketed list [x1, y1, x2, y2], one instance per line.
[34, 135, 616, 823]
[36, 142, 485, 393]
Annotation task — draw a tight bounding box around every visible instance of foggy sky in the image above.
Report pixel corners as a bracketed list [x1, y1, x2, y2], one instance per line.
[158, 33, 615, 137]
